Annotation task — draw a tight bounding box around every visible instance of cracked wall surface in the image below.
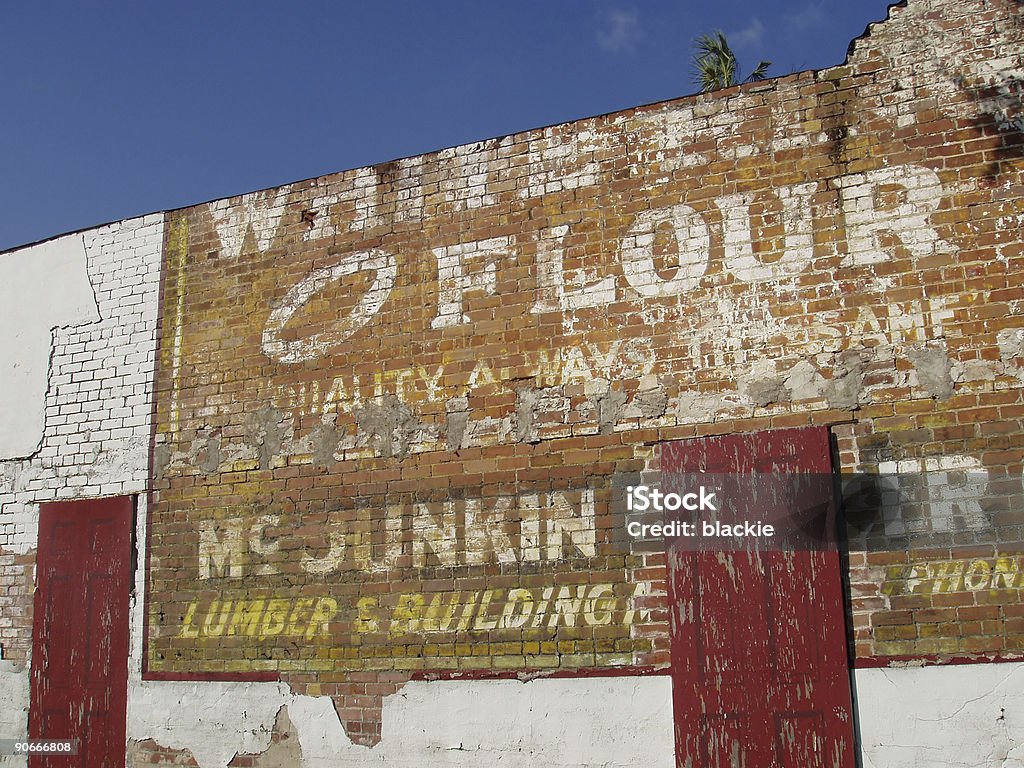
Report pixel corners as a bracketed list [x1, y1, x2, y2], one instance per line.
[855, 662, 1024, 767]
[126, 677, 674, 768]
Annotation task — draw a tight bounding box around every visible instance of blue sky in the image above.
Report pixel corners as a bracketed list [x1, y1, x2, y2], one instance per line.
[0, 1, 895, 252]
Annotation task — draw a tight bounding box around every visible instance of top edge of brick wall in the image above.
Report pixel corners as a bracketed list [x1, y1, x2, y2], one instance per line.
[0, 1, 925, 258]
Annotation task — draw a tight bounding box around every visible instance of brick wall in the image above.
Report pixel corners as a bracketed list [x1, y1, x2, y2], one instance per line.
[143, 0, 1024, 744]
[0, 218, 163, 664]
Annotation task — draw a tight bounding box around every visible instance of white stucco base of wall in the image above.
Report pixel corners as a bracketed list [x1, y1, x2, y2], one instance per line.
[128, 676, 675, 768]
[854, 662, 1024, 768]
[0, 659, 29, 767]
[129, 661, 1024, 767]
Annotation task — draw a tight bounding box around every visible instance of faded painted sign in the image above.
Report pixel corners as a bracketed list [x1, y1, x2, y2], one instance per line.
[178, 582, 647, 644]
[147, 481, 656, 673]
[147, 61, 1016, 678]
[882, 556, 1024, 595]
[152, 154, 967, 473]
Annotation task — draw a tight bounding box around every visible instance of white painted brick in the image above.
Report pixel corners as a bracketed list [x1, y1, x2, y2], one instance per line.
[0, 215, 163, 538]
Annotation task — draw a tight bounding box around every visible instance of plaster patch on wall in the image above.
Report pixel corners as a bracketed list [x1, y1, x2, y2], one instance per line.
[127, 681, 293, 768]
[907, 345, 956, 399]
[309, 420, 344, 470]
[280, 697, 350, 768]
[366, 677, 675, 768]
[784, 360, 828, 402]
[0, 234, 99, 460]
[739, 360, 791, 408]
[242, 708, 302, 767]
[825, 350, 872, 410]
[673, 391, 748, 425]
[127, 739, 199, 767]
[998, 327, 1024, 382]
[244, 405, 287, 470]
[855, 662, 1024, 768]
[622, 377, 669, 420]
[352, 395, 423, 459]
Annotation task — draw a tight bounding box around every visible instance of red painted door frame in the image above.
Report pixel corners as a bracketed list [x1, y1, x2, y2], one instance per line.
[663, 427, 855, 767]
[30, 496, 134, 768]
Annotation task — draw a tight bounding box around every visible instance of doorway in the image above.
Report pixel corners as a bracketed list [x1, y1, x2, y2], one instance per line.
[29, 496, 134, 768]
[663, 427, 855, 767]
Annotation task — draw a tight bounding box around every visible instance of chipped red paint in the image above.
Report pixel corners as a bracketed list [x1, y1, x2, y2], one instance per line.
[664, 427, 855, 768]
[30, 496, 134, 768]
[410, 665, 669, 682]
[142, 671, 279, 682]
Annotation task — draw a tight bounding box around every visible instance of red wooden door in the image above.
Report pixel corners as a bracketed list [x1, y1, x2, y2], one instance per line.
[663, 427, 854, 768]
[30, 496, 133, 768]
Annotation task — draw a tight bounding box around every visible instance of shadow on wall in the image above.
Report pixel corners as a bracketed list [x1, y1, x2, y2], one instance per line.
[961, 72, 1024, 179]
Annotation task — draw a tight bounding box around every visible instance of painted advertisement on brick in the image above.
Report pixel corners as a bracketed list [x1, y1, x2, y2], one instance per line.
[153, 478, 658, 673]
[146, 0, 1024, 675]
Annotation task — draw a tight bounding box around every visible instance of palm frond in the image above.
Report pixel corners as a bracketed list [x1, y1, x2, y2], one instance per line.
[744, 60, 772, 83]
[692, 31, 772, 92]
[692, 31, 737, 92]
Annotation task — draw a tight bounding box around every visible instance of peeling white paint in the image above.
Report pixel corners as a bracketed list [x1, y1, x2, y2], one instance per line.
[864, 2, 1024, 136]
[720, 182, 817, 283]
[0, 215, 163, 505]
[838, 165, 954, 267]
[4, 4, 1023, 767]
[524, 125, 619, 198]
[128, 677, 675, 768]
[210, 186, 292, 259]
[0, 215, 163, 765]
[531, 224, 615, 315]
[621, 204, 710, 298]
[0, 503, 36, 556]
[431, 237, 512, 329]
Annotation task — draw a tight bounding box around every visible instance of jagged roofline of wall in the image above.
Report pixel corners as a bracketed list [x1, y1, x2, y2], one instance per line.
[0, 3, 907, 258]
